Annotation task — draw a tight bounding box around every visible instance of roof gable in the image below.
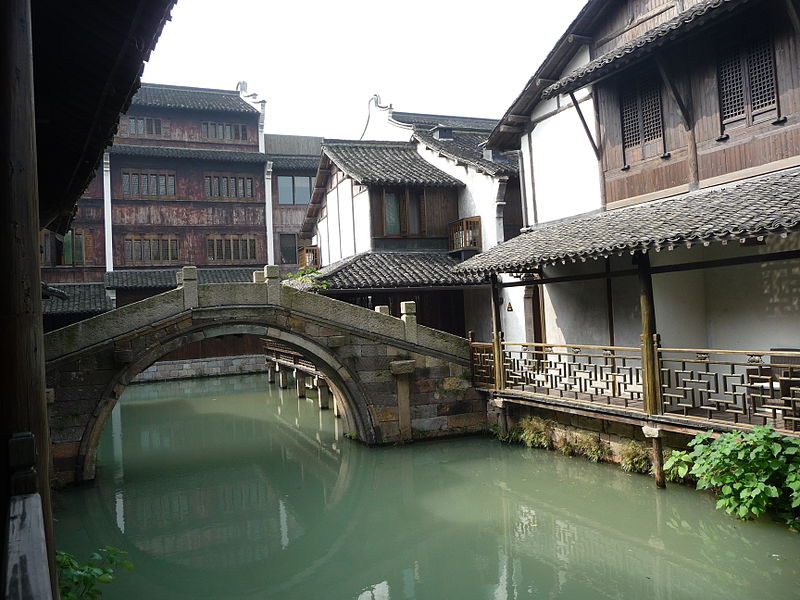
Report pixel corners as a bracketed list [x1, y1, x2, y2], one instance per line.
[390, 111, 498, 132]
[413, 129, 518, 177]
[322, 140, 463, 187]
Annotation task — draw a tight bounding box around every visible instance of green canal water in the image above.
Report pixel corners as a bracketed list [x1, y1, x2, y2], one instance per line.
[54, 373, 800, 600]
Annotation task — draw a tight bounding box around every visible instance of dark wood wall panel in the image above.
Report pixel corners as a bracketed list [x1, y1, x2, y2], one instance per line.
[423, 188, 458, 236]
[595, 1, 680, 56]
[605, 156, 688, 204]
[598, 5, 800, 205]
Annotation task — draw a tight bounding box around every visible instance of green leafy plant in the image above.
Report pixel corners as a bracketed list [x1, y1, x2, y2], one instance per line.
[283, 266, 330, 290]
[343, 431, 357, 440]
[57, 546, 133, 600]
[574, 433, 609, 463]
[518, 416, 556, 449]
[663, 448, 693, 482]
[619, 441, 652, 473]
[489, 423, 521, 444]
[686, 426, 800, 527]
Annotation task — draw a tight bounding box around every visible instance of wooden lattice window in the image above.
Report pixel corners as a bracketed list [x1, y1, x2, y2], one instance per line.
[718, 37, 778, 131]
[620, 76, 663, 150]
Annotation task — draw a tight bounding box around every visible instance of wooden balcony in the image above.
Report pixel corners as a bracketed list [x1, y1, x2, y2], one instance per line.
[299, 245, 320, 268]
[448, 217, 481, 252]
[470, 337, 800, 436]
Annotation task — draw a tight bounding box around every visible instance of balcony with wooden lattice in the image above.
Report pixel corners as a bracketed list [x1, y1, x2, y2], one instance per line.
[448, 217, 482, 254]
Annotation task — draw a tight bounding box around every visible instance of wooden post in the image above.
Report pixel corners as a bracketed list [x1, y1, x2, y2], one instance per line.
[1, 0, 56, 593]
[652, 437, 666, 488]
[490, 274, 505, 391]
[267, 363, 276, 384]
[637, 254, 661, 416]
[643, 426, 666, 489]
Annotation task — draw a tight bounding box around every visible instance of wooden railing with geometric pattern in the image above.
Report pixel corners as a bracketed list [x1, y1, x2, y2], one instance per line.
[469, 338, 800, 433]
[501, 342, 645, 411]
[658, 347, 800, 432]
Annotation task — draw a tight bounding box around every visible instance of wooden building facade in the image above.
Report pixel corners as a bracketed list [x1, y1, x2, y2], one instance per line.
[461, 0, 800, 443]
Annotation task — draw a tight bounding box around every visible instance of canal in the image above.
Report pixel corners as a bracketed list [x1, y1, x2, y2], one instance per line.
[54, 373, 799, 599]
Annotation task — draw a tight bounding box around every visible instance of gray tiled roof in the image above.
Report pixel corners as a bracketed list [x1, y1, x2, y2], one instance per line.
[322, 141, 462, 187]
[543, 0, 752, 99]
[42, 283, 113, 315]
[413, 129, 518, 176]
[390, 112, 499, 132]
[269, 155, 320, 172]
[110, 144, 267, 164]
[131, 83, 259, 114]
[456, 167, 800, 274]
[105, 268, 256, 290]
[304, 252, 486, 290]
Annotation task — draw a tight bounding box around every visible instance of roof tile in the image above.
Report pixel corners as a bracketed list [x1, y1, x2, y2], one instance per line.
[413, 129, 518, 176]
[105, 268, 256, 289]
[110, 144, 266, 164]
[456, 167, 800, 274]
[131, 83, 259, 114]
[322, 140, 462, 187]
[42, 283, 113, 315]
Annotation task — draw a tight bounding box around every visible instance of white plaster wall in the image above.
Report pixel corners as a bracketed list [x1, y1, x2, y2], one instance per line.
[463, 287, 492, 342]
[361, 110, 414, 142]
[326, 187, 343, 264]
[338, 179, 356, 258]
[416, 143, 504, 249]
[500, 284, 527, 342]
[317, 216, 330, 266]
[353, 188, 372, 254]
[530, 95, 602, 224]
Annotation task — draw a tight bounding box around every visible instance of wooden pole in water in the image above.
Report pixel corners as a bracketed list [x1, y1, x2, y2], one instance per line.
[637, 254, 666, 488]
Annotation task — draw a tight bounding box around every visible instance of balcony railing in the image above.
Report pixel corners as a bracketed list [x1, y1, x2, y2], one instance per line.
[470, 336, 800, 433]
[299, 245, 320, 268]
[448, 217, 481, 252]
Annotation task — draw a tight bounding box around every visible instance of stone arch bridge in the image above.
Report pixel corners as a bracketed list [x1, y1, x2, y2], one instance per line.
[45, 267, 484, 484]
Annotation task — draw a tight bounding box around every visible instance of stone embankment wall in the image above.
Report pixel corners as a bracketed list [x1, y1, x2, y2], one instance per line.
[132, 354, 266, 383]
[488, 403, 691, 462]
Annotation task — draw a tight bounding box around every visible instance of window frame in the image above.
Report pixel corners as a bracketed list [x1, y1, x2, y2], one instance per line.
[277, 175, 313, 205]
[279, 233, 298, 265]
[122, 236, 179, 265]
[618, 73, 665, 166]
[717, 35, 780, 136]
[379, 188, 425, 237]
[121, 169, 176, 198]
[206, 234, 258, 262]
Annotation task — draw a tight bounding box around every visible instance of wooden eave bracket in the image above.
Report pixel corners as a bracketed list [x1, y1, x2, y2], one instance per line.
[785, 0, 800, 36]
[654, 56, 692, 129]
[568, 91, 600, 160]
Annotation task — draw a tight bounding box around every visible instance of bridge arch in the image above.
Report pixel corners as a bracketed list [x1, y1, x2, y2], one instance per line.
[77, 319, 375, 481]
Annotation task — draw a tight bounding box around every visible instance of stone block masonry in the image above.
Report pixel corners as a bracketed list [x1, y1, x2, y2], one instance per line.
[132, 354, 267, 382]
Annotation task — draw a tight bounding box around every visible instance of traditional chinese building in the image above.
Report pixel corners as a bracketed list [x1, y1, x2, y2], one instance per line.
[457, 0, 800, 443]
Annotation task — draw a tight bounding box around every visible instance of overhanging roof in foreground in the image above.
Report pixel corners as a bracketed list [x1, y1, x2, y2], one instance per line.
[455, 167, 800, 275]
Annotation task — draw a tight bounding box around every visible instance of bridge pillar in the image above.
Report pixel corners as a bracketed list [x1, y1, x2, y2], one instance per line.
[295, 371, 306, 398]
[401, 301, 417, 345]
[317, 379, 330, 410]
[277, 364, 288, 389]
[391, 360, 416, 442]
[267, 362, 276, 384]
[179, 266, 198, 309]
[264, 265, 280, 304]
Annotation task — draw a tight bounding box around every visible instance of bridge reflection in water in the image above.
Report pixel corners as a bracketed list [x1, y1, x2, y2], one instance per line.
[54, 374, 799, 600]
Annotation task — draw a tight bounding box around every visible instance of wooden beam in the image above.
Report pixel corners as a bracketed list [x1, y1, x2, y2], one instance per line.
[569, 91, 601, 160]
[654, 55, 699, 189]
[498, 125, 523, 134]
[536, 78, 558, 87]
[785, 0, 800, 36]
[567, 34, 593, 45]
[506, 114, 529, 123]
[654, 56, 691, 128]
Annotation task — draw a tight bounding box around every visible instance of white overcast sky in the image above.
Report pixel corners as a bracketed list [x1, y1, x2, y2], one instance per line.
[142, 0, 587, 139]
